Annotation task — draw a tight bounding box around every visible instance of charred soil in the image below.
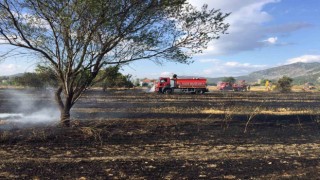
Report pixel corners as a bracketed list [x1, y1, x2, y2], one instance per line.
[0, 89, 320, 179]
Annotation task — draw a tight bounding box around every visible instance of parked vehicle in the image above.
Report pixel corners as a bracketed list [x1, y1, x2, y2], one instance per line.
[155, 74, 208, 94]
[217, 80, 248, 91]
[303, 82, 316, 91]
[217, 82, 233, 91]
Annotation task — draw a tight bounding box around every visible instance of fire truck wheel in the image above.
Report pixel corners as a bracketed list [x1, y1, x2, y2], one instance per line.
[164, 88, 172, 94]
[196, 90, 203, 94]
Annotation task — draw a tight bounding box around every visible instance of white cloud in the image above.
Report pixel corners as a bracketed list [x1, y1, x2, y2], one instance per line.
[264, 37, 278, 44]
[188, 0, 278, 55]
[0, 38, 10, 44]
[188, 0, 310, 56]
[199, 59, 220, 63]
[0, 64, 23, 76]
[286, 55, 320, 64]
[0, 63, 34, 76]
[160, 71, 174, 77]
[225, 62, 239, 67]
[265, 22, 312, 34]
[200, 58, 268, 77]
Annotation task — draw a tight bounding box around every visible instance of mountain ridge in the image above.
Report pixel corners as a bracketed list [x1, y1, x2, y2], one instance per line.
[207, 62, 320, 85]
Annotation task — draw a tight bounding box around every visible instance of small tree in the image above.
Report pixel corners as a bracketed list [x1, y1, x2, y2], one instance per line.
[134, 78, 140, 87]
[13, 73, 45, 88]
[13, 65, 58, 88]
[94, 66, 133, 90]
[35, 64, 58, 87]
[114, 74, 134, 88]
[275, 76, 293, 92]
[222, 76, 236, 84]
[96, 66, 121, 91]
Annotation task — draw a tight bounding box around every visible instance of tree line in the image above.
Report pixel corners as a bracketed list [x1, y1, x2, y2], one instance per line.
[1, 65, 133, 89]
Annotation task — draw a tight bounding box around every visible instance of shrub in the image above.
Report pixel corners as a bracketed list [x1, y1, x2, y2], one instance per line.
[222, 76, 236, 84]
[275, 76, 293, 92]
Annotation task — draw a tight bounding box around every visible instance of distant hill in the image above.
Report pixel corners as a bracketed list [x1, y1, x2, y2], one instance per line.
[0, 73, 24, 80]
[7, 73, 24, 78]
[207, 62, 320, 85]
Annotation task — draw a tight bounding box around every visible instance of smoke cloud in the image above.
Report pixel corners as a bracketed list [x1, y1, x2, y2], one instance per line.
[0, 89, 59, 129]
[148, 84, 156, 93]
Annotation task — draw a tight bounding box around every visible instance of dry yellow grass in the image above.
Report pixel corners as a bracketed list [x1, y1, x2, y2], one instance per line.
[201, 108, 316, 115]
[73, 106, 319, 115]
[209, 85, 320, 92]
[249, 86, 268, 92]
[0, 86, 24, 89]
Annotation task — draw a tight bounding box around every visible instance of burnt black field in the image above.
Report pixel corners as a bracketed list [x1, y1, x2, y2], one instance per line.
[0, 88, 320, 179]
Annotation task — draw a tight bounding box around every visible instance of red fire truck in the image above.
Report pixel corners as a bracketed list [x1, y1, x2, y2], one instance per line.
[155, 74, 208, 94]
[217, 80, 248, 91]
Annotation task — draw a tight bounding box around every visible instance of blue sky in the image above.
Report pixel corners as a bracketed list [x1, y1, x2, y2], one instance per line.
[122, 0, 320, 79]
[1, 0, 320, 79]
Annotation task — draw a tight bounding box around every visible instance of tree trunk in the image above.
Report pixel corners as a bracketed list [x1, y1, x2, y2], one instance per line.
[60, 107, 71, 127]
[55, 86, 72, 127]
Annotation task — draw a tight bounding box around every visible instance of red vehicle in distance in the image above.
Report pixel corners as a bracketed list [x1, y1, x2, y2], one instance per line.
[155, 74, 208, 94]
[217, 80, 248, 91]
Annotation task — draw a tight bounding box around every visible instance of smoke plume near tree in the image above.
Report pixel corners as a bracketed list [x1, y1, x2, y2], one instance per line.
[0, 89, 59, 129]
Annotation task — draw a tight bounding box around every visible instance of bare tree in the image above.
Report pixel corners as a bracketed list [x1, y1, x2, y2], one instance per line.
[0, 0, 230, 126]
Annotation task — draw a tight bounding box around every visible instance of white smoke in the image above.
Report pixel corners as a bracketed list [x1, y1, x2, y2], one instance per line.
[0, 113, 23, 119]
[16, 108, 59, 123]
[0, 89, 60, 128]
[149, 84, 155, 92]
